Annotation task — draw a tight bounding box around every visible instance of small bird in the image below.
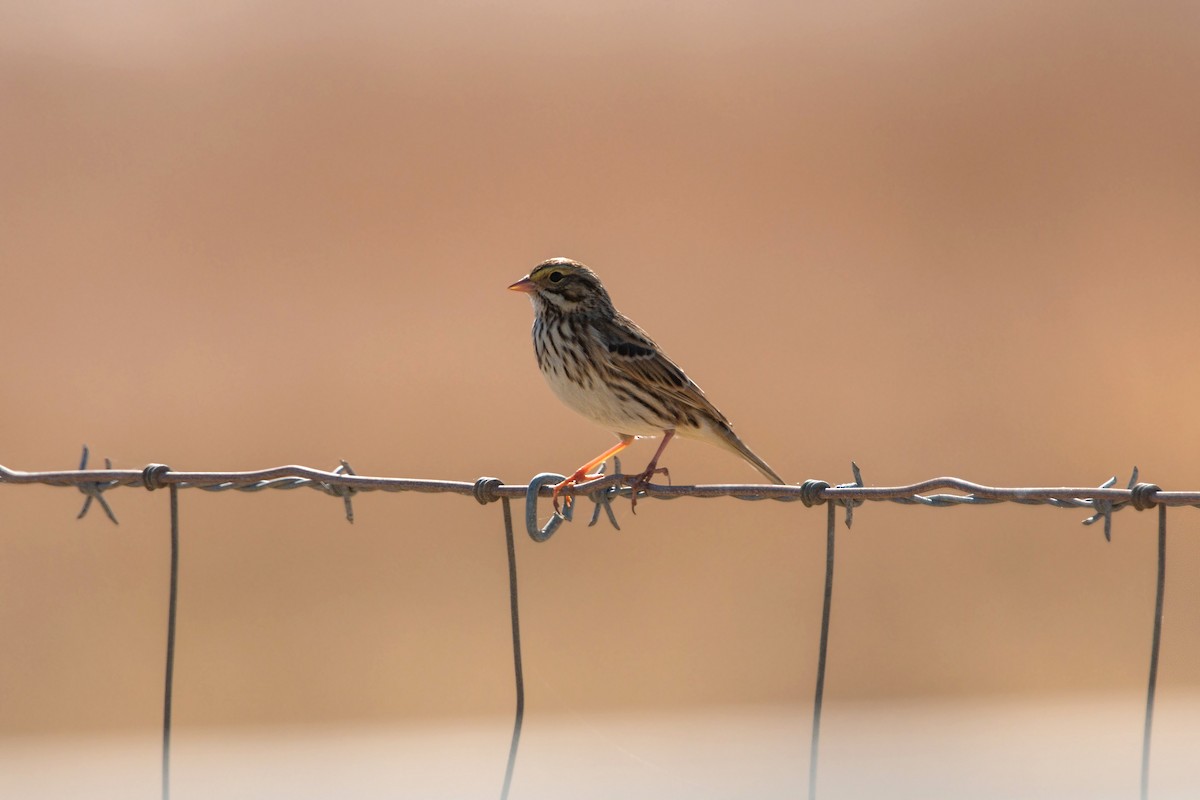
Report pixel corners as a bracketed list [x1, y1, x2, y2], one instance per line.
[509, 257, 785, 510]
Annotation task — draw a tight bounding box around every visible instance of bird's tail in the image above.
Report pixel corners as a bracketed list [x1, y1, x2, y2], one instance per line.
[709, 422, 786, 485]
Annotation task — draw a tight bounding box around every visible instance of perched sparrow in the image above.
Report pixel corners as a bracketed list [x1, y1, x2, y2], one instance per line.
[509, 257, 785, 510]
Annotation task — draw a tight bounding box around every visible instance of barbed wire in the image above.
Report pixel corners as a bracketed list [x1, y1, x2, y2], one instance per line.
[0, 446, 1184, 800]
[0, 446, 1192, 540]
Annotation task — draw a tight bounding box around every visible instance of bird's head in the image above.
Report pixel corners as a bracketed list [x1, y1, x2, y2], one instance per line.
[508, 257, 613, 315]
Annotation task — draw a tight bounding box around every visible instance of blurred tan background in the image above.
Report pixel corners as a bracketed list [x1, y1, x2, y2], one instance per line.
[2, 0, 1200, 794]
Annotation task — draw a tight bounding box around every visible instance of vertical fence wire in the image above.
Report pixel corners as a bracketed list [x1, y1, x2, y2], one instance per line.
[500, 497, 525, 800]
[808, 502, 836, 800]
[162, 484, 179, 800]
[1141, 504, 1167, 800]
[3, 462, 1194, 797]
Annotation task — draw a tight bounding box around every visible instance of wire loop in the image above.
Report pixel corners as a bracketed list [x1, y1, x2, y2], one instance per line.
[473, 477, 504, 505]
[142, 464, 172, 491]
[1131, 483, 1162, 511]
[799, 480, 830, 507]
[524, 473, 572, 542]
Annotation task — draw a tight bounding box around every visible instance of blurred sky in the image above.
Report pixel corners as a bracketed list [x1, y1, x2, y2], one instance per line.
[2, 0, 1199, 755]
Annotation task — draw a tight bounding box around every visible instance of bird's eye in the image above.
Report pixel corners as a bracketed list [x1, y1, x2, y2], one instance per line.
[548, 271, 563, 283]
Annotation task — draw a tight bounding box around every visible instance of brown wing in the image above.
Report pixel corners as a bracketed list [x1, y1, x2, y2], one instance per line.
[589, 311, 732, 427]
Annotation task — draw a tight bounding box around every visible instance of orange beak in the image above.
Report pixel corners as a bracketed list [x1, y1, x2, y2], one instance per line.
[508, 276, 536, 293]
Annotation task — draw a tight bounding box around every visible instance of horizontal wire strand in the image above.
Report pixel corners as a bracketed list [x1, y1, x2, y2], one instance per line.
[5, 462, 1200, 507]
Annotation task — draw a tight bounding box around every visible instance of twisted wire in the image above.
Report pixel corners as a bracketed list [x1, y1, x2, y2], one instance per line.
[7, 462, 1200, 507]
[9, 455, 1199, 542]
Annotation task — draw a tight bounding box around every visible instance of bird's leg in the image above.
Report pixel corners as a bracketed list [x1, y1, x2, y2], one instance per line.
[553, 435, 635, 515]
[626, 430, 675, 512]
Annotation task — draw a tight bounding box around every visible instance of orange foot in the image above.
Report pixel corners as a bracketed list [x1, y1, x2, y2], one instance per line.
[552, 467, 605, 516]
[553, 435, 638, 517]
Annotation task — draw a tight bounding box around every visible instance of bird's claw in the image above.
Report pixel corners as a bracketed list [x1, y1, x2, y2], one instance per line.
[552, 471, 605, 516]
[625, 467, 670, 513]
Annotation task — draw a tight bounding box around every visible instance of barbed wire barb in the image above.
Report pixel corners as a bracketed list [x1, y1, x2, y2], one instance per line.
[75, 445, 119, 525]
[585, 457, 622, 531]
[1081, 467, 1145, 540]
[1082, 474, 1119, 541]
[323, 460, 358, 524]
[837, 462, 865, 529]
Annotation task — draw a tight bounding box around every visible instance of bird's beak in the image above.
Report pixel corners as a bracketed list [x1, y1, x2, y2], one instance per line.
[508, 276, 536, 293]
